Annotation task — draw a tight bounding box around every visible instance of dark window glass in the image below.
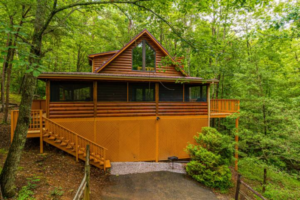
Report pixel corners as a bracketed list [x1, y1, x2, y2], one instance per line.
[145, 42, 155, 71]
[159, 83, 183, 102]
[50, 82, 93, 102]
[132, 40, 155, 72]
[185, 85, 207, 102]
[98, 82, 127, 101]
[129, 82, 155, 101]
[132, 42, 143, 71]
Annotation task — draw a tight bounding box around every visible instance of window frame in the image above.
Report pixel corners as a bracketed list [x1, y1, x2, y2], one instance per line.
[50, 81, 94, 102]
[184, 84, 208, 102]
[129, 82, 156, 102]
[132, 40, 156, 72]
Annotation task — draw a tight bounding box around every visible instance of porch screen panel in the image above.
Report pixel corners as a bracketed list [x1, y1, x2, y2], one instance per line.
[159, 83, 183, 102]
[129, 82, 155, 102]
[50, 81, 93, 102]
[97, 82, 127, 101]
[184, 85, 207, 102]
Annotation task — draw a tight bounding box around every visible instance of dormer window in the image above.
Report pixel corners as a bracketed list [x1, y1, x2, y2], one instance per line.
[132, 40, 155, 72]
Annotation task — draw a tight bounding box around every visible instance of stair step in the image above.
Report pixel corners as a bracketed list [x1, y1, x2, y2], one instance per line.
[66, 145, 73, 149]
[105, 160, 111, 169]
[54, 140, 62, 143]
[43, 133, 50, 137]
[60, 142, 67, 146]
[49, 136, 56, 140]
[78, 151, 84, 155]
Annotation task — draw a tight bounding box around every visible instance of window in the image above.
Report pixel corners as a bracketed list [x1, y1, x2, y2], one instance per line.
[185, 85, 207, 102]
[50, 81, 93, 102]
[129, 82, 155, 101]
[98, 82, 127, 101]
[159, 83, 183, 102]
[132, 40, 155, 72]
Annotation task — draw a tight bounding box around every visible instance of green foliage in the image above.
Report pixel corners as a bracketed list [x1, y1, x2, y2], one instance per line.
[239, 158, 300, 200]
[186, 127, 233, 191]
[17, 177, 40, 200]
[0, 148, 8, 154]
[50, 187, 64, 199]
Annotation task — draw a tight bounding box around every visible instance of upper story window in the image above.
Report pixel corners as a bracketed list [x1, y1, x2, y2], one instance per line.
[132, 40, 155, 72]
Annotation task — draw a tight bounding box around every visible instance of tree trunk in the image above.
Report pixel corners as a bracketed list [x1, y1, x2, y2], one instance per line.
[3, 54, 14, 124]
[1, 35, 11, 113]
[0, 0, 44, 196]
[76, 45, 82, 72]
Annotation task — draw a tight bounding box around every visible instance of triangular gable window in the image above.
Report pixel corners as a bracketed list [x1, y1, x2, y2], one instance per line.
[132, 40, 155, 72]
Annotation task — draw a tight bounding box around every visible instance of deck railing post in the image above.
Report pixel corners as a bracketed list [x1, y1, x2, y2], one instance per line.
[76, 135, 79, 162]
[235, 174, 241, 200]
[39, 110, 43, 153]
[103, 149, 106, 170]
[207, 84, 211, 127]
[84, 145, 90, 200]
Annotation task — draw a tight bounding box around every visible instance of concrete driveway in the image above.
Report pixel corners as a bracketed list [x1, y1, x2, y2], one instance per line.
[100, 171, 218, 200]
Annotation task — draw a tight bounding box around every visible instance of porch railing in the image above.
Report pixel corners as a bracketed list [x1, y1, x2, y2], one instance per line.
[210, 99, 240, 114]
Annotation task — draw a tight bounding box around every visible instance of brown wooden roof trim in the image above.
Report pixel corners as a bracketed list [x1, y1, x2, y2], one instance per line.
[88, 50, 118, 58]
[93, 29, 187, 76]
[38, 73, 218, 84]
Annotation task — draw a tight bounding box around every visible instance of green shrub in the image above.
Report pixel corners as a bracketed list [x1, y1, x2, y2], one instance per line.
[186, 127, 233, 191]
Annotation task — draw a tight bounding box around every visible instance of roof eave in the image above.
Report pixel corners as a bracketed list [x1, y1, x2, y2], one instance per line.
[38, 73, 218, 84]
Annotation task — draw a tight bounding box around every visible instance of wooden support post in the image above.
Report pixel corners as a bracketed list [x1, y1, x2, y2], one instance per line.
[207, 84, 211, 127]
[235, 174, 241, 200]
[235, 117, 239, 171]
[46, 80, 50, 118]
[93, 81, 97, 118]
[76, 135, 79, 162]
[84, 145, 90, 200]
[155, 82, 159, 162]
[11, 110, 14, 143]
[39, 110, 43, 153]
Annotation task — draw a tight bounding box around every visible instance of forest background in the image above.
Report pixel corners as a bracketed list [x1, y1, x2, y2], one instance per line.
[0, 0, 300, 199]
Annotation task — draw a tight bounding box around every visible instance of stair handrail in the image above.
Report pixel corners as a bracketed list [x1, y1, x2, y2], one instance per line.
[42, 116, 108, 150]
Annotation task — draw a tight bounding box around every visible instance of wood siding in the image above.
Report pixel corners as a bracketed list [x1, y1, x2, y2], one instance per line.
[97, 102, 156, 117]
[49, 102, 208, 118]
[49, 102, 94, 118]
[99, 35, 183, 76]
[92, 54, 115, 72]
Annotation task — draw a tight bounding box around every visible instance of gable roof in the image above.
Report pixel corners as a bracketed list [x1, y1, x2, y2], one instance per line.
[93, 29, 187, 76]
[88, 50, 118, 58]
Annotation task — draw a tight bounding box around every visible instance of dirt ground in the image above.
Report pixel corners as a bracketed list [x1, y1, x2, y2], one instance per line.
[0, 125, 107, 200]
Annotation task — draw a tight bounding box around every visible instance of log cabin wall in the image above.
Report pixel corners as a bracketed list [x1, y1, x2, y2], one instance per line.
[96, 35, 183, 76]
[92, 54, 115, 72]
[48, 80, 208, 118]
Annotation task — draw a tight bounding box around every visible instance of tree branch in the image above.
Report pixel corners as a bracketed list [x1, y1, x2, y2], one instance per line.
[44, 8, 80, 35]
[39, 0, 150, 37]
[132, 3, 196, 50]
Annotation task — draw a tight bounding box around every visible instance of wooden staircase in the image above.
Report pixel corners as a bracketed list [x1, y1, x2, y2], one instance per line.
[42, 117, 111, 170]
[11, 110, 111, 170]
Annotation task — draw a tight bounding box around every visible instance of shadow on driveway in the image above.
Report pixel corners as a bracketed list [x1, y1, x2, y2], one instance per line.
[101, 171, 218, 200]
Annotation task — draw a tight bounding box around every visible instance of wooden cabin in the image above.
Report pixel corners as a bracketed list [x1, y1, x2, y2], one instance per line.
[11, 29, 239, 170]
